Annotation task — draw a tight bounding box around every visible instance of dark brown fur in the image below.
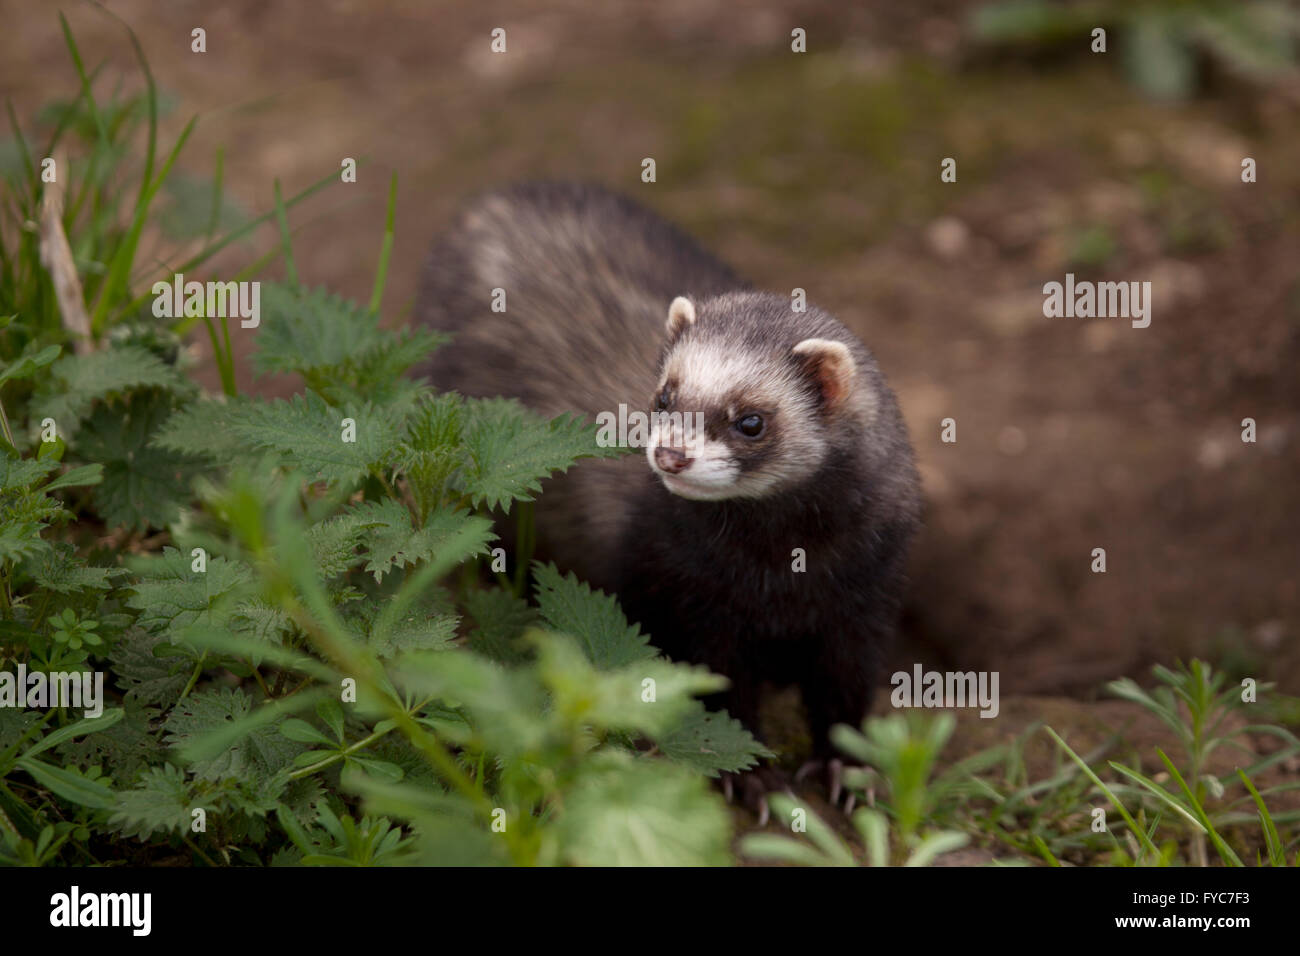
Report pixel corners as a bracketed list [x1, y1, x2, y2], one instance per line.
[417, 182, 920, 754]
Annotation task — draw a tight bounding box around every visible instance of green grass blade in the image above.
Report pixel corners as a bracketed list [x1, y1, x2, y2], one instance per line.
[273, 179, 297, 288]
[1108, 762, 1207, 832]
[1044, 726, 1161, 861]
[1155, 748, 1243, 866]
[1236, 769, 1286, 866]
[368, 173, 397, 316]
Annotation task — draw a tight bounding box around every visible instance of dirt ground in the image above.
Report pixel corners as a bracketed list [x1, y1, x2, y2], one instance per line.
[4, 1, 1297, 766]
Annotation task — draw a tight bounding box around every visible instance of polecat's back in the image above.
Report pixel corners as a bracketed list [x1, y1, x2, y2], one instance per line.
[416, 183, 742, 586]
[418, 182, 741, 418]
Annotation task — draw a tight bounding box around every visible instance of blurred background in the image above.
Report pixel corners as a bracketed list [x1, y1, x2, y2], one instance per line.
[4, 0, 1297, 696]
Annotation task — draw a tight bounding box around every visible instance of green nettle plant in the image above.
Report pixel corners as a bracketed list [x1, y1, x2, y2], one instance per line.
[1, 198, 773, 867]
[0, 17, 769, 867]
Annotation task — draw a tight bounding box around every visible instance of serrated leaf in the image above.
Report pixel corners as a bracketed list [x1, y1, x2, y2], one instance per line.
[35, 345, 188, 436]
[229, 601, 293, 645]
[150, 397, 253, 460]
[25, 542, 122, 593]
[455, 397, 623, 512]
[369, 606, 459, 657]
[463, 587, 537, 664]
[161, 686, 305, 782]
[657, 702, 772, 776]
[353, 499, 492, 582]
[254, 284, 389, 376]
[221, 390, 405, 486]
[305, 510, 371, 578]
[0, 456, 70, 566]
[0, 457, 58, 491]
[254, 283, 447, 395]
[532, 562, 654, 670]
[109, 628, 191, 714]
[61, 697, 166, 786]
[125, 546, 253, 634]
[76, 391, 201, 530]
[109, 764, 192, 839]
[398, 393, 465, 518]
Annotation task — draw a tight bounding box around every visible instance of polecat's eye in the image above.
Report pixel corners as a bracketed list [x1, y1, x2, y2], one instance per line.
[735, 414, 765, 438]
[655, 388, 671, 410]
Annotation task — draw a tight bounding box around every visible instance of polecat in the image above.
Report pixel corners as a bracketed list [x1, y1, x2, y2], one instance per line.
[417, 183, 920, 759]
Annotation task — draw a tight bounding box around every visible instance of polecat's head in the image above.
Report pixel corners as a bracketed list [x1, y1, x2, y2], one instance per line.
[646, 292, 874, 501]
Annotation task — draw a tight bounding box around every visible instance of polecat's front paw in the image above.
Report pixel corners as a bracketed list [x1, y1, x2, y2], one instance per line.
[794, 757, 876, 815]
[721, 765, 795, 827]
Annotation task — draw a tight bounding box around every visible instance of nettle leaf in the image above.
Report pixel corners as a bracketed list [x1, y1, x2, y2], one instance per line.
[24, 542, 123, 593]
[35, 344, 188, 438]
[369, 602, 459, 658]
[76, 391, 202, 531]
[353, 499, 493, 583]
[455, 397, 622, 512]
[0, 458, 65, 564]
[222, 768, 292, 819]
[222, 391, 405, 486]
[351, 331, 449, 390]
[229, 601, 293, 644]
[532, 562, 655, 670]
[254, 283, 447, 390]
[109, 629, 191, 714]
[151, 397, 252, 460]
[398, 393, 465, 518]
[62, 697, 166, 786]
[109, 763, 193, 840]
[254, 284, 390, 377]
[126, 546, 253, 634]
[306, 509, 373, 578]
[554, 751, 732, 866]
[162, 687, 302, 782]
[0, 456, 59, 491]
[463, 588, 537, 665]
[345, 586, 459, 658]
[657, 702, 772, 777]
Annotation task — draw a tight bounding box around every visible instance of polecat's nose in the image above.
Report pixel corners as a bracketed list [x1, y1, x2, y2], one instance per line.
[654, 446, 692, 474]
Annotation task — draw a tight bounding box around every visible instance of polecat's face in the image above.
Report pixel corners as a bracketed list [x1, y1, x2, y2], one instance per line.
[645, 296, 858, 502]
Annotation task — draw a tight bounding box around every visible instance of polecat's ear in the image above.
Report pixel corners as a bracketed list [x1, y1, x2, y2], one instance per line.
[666, 296, 696, 340]
[792, 338, 856, 410]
